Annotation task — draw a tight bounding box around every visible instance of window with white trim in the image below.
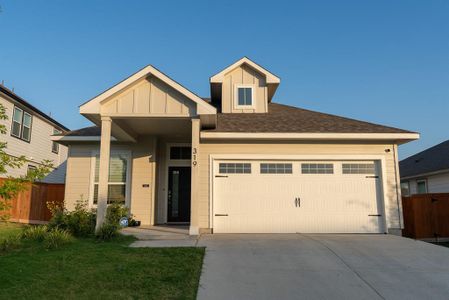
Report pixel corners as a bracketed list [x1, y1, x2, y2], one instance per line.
[11, 107, 32, 142]
[219, 163, 251, 174]
[260, 163, 292, 174]
[52, 128, 62, 153]
[342, 163, 375, 174]
[92, 153, 129, 205]
[417, 179, 427, 194]
[401, 181, 410, 196]
[301, 163, 334, 174]
[170, 146, 191, 160]
[236, 87, 253, 107]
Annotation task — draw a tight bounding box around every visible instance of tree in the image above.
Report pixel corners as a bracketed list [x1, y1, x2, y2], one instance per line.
[0, 103, 53, 220]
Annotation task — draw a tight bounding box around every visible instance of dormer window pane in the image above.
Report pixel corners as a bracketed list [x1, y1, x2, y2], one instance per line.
[238, 87, 252, 106]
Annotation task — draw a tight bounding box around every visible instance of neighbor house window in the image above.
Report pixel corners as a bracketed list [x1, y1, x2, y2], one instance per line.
[417, 179, 427, 194]
[236, 86, 253, 107]
[27, 165, 37, 177]
[92, 153, 129, 205]
[301, 163, 334, 174]
[342, 163, 375, 174]
[260, 163, 292, 174]
[11, 107, 32, 141]
[170, 146, 191, 160]
[219, 163, 251, 174]
[401, 181, 410, 196]
[52, 128, 62, 154]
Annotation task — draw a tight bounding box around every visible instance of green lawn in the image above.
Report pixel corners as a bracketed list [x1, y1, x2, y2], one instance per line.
[0, 222, 205, 300]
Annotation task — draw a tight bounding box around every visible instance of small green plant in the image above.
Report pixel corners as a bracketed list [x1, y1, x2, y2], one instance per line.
[105, 202, 129, 225]
[0, 234, 22, 252]
[96, 222, 118, 240]
[43, 228, 72, 249]
[21, 225, 48, 242]
[47, 196, 96, 237]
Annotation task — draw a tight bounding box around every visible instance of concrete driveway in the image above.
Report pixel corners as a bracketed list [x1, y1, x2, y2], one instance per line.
[197, 234, 449, 300]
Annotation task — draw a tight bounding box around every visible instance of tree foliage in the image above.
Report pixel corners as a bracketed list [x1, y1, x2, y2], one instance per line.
[0, 103, 53, 220]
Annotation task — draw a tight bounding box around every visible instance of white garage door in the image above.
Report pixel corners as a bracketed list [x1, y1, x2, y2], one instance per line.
[213, 160, 385, 233]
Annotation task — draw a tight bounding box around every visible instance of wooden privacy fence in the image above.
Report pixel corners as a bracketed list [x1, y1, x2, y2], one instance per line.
[0, 178, 65, 224]
[402, 193, 449, 240]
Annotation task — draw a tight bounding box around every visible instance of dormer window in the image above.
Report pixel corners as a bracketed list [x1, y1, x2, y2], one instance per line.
[235, 85, 255, 108]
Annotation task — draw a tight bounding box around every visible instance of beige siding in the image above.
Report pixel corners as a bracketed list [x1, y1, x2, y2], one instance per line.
[64, 137, 157, 225]
[100, 76, 196, 116]
[195, 141, 402, 231]
[0, 94, 68, 183]
[221, 64, 268, 113]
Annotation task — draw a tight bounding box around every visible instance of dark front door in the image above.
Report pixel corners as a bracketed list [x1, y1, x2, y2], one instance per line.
[167, 166, 191, 223]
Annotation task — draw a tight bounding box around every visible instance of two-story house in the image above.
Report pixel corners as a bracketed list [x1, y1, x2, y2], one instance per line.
[53, 57, 419, 235]
[0, 85, 69, 183]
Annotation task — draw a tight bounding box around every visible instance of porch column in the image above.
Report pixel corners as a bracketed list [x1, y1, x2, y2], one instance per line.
[95, 116, 112, 231]
[190, 118, 200, 235]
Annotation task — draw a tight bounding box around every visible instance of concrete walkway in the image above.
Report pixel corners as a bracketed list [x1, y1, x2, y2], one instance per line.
[196, 234, 449, 300]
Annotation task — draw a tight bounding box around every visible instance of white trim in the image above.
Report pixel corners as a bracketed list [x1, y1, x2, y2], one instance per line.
[88, 150, 132, 209]
[200, 132, 420, 141]
[401, 169, 449, 180]
[80, 65, 216, 115]
[208, 154, 389, 233]
[234, 84, 256, 109]
[162, 143, 192, 224]
[210, 57, 280, 84]
[51, 136, 118, 142]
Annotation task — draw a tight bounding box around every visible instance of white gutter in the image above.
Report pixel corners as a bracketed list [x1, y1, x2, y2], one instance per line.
[200, 132, 420, 141]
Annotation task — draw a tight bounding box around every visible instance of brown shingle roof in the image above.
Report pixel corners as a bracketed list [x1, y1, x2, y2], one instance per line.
[204, 103, 414, 134]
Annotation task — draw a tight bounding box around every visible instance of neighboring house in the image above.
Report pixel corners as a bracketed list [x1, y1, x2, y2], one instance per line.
[0, 85, 69, 183]
[53, 57, 419, 235]
[400, 140, 449, 196]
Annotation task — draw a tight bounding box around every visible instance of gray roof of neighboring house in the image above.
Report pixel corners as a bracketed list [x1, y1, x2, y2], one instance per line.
[0, 85, 69, 131]
[204, 103, 414, 133]
[400, 140, 449, 178]
[63, 102, 414, 137]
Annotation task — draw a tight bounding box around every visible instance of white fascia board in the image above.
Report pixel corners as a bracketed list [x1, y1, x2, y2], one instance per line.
[200, 132, 420, 141]
[401, 169, 449, 180]
[79, 65, 216, 115]
[210, 57, 280, 84]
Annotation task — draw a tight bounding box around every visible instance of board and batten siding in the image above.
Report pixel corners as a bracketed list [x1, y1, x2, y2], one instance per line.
[195, 142, 403, 233]
[221, 64, 268, 113]
[64, 138, 156, 225]
[100, 76, 196, 117]
[0, 94, 68, 183]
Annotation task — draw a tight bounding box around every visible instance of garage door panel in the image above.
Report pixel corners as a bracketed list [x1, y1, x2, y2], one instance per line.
[213, 160, 384, 234]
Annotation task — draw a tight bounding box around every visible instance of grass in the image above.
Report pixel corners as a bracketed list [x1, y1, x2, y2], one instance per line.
[0, 222, 23, 239]
[0, 222, 205, 299]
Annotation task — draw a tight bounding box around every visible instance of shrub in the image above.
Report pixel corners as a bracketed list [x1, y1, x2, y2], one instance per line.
[96, 223, 118, 241]
[0, 234, 21, 252]
[43, 228, 73, 249]
[105, 202, 129, 226]
[47, 196, 96, 237]
[21, 225, 48, 242]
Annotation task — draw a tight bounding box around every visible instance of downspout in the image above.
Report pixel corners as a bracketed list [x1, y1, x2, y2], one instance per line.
[392, 143, 403, 229]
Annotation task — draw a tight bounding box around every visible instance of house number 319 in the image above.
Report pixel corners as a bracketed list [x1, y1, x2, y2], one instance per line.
[192, 148, 198, 166]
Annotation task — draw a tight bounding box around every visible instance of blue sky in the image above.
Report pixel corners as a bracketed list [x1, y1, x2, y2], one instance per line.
[0, 0, 448, 159]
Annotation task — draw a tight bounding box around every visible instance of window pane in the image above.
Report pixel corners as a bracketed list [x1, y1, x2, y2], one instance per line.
[21, 126, 31, 141]
[301, 163, 334, 174]
[245, 88, 252, 105]
[342, 163, 375, 174]
[94, 156, 100, 182]
[417, 181, 427, 194]
[23, 113, 32, 127]
[219, 163, 251, 174]
[13, 107, 23, 123]
[93, 184, 126, 205]
[260, 163, 292, 174]
[238, 88, 245, 106]
[52, 142, 59, 153]
[401, 182, 410, 196]
[12, 121, 21, 137]
[108, 185, 126, 204]
[109, 155, 127, 182]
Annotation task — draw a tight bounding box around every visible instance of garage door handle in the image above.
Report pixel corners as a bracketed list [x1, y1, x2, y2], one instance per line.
[215, 214, 228, 217]
[215, 175, 228, 178]
[295, 197, 301, 207]
[366, 176, 379, 178]
[368, 214, 382, 217]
